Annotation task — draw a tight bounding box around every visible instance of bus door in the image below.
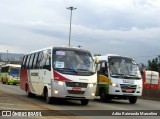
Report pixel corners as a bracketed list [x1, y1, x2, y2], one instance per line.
[28, 54, 39, 94]
[37, 50, 52, 95]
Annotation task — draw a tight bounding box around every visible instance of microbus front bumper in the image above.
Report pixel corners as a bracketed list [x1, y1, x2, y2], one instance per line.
[109, 83, 142, 96]
[51, 81, 96, 99]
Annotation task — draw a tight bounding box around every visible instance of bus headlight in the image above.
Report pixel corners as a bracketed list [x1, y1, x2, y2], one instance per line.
[88, 83, 95, 88]
[54, 90, 59, 94]
[138, 84, 142, 88]
[91, 93, 95, 96]
[111, 83, 118, 87]
[58, 81, 63, 86]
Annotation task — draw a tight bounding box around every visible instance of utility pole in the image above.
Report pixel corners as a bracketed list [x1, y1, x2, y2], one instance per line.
[67, 7, 77, 47]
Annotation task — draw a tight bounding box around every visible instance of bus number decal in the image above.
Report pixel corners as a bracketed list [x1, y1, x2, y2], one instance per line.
[56, 51, 65, 56]
[55, 62, 64, 68]
[31, 73, 39, 76]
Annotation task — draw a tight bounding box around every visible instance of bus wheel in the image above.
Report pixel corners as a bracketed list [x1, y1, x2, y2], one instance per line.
[81, 99, 89, 105]
[44, 89, 53, 104]
[100, 89, 107, 102]
[26, 85, 35, 97]
[129, 96, 137, 104]
[2, 79, 6, 84]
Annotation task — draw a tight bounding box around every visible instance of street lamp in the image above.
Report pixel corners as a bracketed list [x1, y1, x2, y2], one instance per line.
[67, 7, 77, 47]
[7, 50, 8, 64]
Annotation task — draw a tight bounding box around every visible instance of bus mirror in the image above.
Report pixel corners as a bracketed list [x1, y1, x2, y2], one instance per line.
[43, 50, 49, 60]
[47, 49, 51, 54]
[43, 65, 51, 71]
[94, 57, 99, 64]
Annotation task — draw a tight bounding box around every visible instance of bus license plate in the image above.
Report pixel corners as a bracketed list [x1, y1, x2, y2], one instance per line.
[126, 89, 132, 93]
[72, 87, 81, 91]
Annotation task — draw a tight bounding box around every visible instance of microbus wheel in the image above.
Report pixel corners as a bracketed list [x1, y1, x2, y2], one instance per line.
[129, 96, 137, 104]
[100, 89, 107, 102]
[26, 85, 35, 97]
[81, 99, 89, 105]
[44, 89, 53, 104]
[2, 79, 6, 84]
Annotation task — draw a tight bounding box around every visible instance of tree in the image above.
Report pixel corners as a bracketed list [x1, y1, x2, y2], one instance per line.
[94, 54, 101, 56]
[147, 56, 160, 72]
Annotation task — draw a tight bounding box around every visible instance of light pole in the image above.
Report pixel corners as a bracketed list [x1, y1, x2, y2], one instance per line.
[67, 7, 76, 47]
[6, 50, 8, 64]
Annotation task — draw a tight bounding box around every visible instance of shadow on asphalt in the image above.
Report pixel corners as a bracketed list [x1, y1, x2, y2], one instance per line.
[20, 94, 131, 106]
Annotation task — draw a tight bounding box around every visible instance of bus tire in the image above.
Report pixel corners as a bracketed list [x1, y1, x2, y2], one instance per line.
[44, 88, 53, 104]
[129, 96, 137, 104]
[13, 83, 16, 85]
[26, 85, 35, 97]
[81, 99, 89, 105]
[2, 79, 6, 84]
[100, 89, 107, 102]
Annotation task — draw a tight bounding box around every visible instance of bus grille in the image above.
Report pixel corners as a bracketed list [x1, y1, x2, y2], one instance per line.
[67, 90, 85, 94]
[120, 84, 137, 93]
[65, 82, 88, 88]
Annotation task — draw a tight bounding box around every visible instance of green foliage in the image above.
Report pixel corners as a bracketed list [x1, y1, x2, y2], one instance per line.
[94, 54, 101, 56]
[148, 55, 160, 72]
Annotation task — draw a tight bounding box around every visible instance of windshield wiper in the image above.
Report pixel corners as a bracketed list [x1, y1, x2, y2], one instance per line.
[126, 74, 141, 79]
[55, 68, 78, 73]
[75, 69, 95, 74]
[111, 74, 133, 78]
[111, 73, 141, 79]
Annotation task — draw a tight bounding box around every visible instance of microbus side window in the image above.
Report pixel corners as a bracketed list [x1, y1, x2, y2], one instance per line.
[37, 52, 43, 69]
[42, 50, 51, 71]
[32, 52, 39, 69]
[99, 61, 108, 76]
[1, 66, 10, 73]
[28, 54, 35, 69]
[21, 55, 27, 69]
[22, 55, 28, 69]
[26, 55, 31, 69]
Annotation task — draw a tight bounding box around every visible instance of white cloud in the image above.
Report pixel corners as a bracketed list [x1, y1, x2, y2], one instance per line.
[0, 0, 160, 64]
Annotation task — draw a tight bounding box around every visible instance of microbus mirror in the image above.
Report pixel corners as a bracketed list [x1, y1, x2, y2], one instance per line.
[94, 56, 99, 64]
[43, 65, 51, 71]
[43, 50, 50, 60]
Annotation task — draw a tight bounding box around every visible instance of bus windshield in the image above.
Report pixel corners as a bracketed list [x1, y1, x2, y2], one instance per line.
[53, 49, 96, 75]
[10, 68, 20, 77]
[108, 56, 141, 79]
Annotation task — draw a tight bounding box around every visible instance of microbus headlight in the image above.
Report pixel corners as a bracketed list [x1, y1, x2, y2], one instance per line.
[111, 83, 118, 87]
[58, 81, 63, 86]
[88, 83, 96, 88]
[138, 84, 142, 88]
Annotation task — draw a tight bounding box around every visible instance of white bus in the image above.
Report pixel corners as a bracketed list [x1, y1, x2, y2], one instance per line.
[95, 54, 142, 104]
[20, 46, 97, 105]
[1, 64, 21, 85]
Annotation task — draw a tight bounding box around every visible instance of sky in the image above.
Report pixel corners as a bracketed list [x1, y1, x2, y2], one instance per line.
[0, 0, 160, 64]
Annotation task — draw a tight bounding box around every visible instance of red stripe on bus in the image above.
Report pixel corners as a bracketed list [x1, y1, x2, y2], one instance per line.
[20, 69, 28, 91]
[54, 71, 71, 82]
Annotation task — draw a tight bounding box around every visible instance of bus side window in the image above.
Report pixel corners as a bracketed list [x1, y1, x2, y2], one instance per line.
[43, 50, 51, 71]
[96, 63, 101, 72]
[100, 61, 108, 76]
[28, 54, 35, 69]
[26, 55, 31, 69]
[37, 52, 43, 69]
[21, 55, 27, 69]
[32, 53, 39, 69]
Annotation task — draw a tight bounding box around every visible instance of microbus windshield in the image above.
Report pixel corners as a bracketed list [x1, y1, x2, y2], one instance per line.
[10, 67, 20, 77]
[108, 56, 141, 79]
[53, 49, 96, 75]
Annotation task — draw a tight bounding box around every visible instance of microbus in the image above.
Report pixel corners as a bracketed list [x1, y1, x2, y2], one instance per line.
[1, 64, 21, 85]
[20, 46, 97, 105]
[95, 54, 142, 104]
